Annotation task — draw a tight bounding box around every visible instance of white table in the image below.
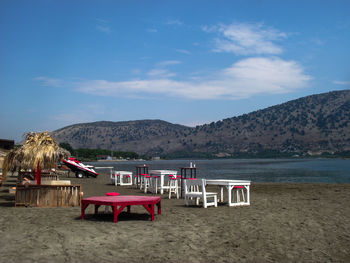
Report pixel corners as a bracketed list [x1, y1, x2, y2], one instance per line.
[149, 170, 178, 194]
[205, 179, 251, 206]
[111, 171, 133, 186]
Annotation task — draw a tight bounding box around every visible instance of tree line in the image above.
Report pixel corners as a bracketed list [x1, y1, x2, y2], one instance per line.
[59, 142, 139, 161]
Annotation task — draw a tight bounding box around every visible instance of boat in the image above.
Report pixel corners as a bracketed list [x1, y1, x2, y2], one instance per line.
[62, 157, 99, 178]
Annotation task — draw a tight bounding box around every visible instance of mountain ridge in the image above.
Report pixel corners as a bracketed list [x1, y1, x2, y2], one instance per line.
[51, 90, 350, 157]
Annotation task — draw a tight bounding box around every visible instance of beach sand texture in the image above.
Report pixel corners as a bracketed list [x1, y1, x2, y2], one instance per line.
[0, 173, 350, 263]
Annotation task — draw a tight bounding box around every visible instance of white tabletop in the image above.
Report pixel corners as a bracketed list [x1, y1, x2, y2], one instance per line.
[114, 171, 133, 174]
[149, 170, 177, 175]
[206, 179, 251, 185]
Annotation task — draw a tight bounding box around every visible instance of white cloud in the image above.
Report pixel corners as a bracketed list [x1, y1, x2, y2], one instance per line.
[166, 19, 183, 26]
[176, 49, 191, 55]
[147, 69, 176, 78]
[96, 25, 111, 34]
[49, 57, 310, 100]
[34, 76, 63, 87]
[204, 22, 286, 55]
[96, 19, 111, 34]
[333, 80, 350, 85]
[145, 60, 181, 78]
[147, 28, 158, 33]
[156, 60, 182, 67]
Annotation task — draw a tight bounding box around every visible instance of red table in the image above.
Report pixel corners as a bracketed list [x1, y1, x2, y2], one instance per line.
[81, 195, 161, 223]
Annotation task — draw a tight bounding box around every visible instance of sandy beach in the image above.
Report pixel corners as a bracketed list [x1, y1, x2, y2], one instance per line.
[0, 172, 350, 263]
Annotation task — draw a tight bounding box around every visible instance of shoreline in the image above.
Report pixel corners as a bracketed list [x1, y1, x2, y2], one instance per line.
[0, 173, 349, 262]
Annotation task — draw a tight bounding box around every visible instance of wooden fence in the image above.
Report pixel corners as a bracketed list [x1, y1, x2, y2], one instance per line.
[15, 184, 82, 207]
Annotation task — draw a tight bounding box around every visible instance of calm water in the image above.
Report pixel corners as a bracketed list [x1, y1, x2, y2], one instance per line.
[89, 158, 350, 183]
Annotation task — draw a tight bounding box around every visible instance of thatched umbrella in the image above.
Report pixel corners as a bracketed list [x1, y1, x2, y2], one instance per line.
[2, 132, 70, 184]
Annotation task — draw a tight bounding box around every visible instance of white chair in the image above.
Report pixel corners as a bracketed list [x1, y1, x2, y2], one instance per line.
[139, 174, 147, 190]
[143, 175, 152, 193]
[111, 171, 133, 186]
[120, 173, 132, 186]
[168, 177, 179, 199]
[232, 186, 246, 203]
[183, 179, 217, 208]
[110, 170, 117, 185]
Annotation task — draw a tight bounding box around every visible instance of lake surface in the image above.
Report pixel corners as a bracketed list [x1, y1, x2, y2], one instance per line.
[89, 158, 350, 183]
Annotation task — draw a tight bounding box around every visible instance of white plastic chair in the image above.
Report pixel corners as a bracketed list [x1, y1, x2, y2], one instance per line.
[168, 177, 179, 199]
[143, 175, 152, 193]
[183, 179, 217, 208]
[233, 186, 246, 203]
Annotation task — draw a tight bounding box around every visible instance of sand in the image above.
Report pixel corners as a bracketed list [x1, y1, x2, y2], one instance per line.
[0, 173, 350, 263]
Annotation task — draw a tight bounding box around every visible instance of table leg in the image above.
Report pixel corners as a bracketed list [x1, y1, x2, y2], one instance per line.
[160, 176, 164, 194]
[142, 204, 155, 221]
[150, 204, 155, 220]
[113, 205, 118, 223]
[157, 201, 161, 215]
[114, 205, 127, 223]
[220, 186, 224, 202]
[154, 177, 157, 194]
[115, 175, 119, 186]
[94, 205, 100, 215]
[81, 202, 89, 220]
[246, 185, 250, 205]
[227, 186, 233, 207]
[152, 204, 155, 220]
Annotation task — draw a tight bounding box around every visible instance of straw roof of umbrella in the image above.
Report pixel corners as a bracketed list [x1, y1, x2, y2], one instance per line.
[2, 132, 70, 181]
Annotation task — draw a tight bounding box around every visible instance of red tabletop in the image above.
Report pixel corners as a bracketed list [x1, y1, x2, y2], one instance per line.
[81, 195, 161, 223]
[83, 195, 160, 204]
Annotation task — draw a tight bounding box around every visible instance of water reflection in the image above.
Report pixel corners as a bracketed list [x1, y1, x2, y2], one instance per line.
[89, 158, 350, 183]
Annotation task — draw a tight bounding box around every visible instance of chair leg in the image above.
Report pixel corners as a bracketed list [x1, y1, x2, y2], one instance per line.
[168, 183, 171, 199]
[139, 176, 143, 190]
[203, 197, 207, 208]
[168, 179, 179, 199]
[144, 177, 151, 193]
[184, 197, 189, 206]
[154, 178, 158, 194]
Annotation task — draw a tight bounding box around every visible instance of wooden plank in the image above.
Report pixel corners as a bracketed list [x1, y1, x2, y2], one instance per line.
[15, 185, 82, 207]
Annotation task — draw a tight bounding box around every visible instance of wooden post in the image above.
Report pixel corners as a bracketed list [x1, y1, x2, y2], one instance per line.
[36, 163, 41, 185]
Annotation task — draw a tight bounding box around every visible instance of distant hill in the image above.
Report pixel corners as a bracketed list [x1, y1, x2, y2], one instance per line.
[52, 90, 350, 157]
[52, 120, 192, 156]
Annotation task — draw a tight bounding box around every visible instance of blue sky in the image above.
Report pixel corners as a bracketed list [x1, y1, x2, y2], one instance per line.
[1, 0, 349, 142]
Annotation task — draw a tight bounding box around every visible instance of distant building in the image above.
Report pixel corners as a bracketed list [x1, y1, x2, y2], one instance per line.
[0, 139, 14, 150]
[96, 155, 109, 160]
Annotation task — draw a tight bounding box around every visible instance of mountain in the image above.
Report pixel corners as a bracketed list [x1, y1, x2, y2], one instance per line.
[52, 120, 192, 156]
[51, 90, 350, 157]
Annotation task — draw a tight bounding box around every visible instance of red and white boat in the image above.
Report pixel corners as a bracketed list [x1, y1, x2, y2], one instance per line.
[62, 157, 99, 178]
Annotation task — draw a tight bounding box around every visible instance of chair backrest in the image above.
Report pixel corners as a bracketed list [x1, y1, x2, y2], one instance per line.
[184, 179, 206, 195]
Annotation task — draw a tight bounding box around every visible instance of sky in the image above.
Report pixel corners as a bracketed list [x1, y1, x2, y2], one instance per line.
[1, 0, 349, 142]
